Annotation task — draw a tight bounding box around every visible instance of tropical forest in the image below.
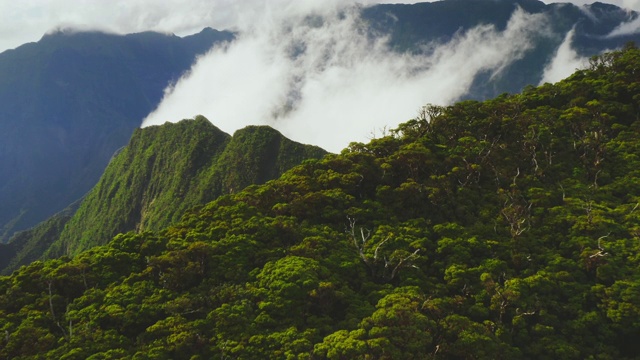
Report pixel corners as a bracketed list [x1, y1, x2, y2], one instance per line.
[2, 43, 640, 359]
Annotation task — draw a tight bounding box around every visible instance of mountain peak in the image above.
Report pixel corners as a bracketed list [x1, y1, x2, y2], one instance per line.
[38, 116, 326, 258]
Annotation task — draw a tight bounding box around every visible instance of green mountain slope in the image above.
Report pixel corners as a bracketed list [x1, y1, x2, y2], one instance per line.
[2, 45, 640, 359]
[41, 116, 326, 258]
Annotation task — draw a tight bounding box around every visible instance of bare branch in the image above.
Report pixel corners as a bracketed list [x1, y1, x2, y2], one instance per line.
[374, 236, 391, 261]
[390, 249, 421, 280]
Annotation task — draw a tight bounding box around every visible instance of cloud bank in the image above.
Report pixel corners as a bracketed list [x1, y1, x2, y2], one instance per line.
[2, 1, 639, 55]
[143, 4, 550, 152]
[0, 0, 226, 53]
[0, 0, 416, 54]
[606, 13, 640, 37]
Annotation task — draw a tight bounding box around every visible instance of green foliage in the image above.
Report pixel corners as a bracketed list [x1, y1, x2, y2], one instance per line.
[0, 200, 81, 275]
[42, 117, 326, 258]
[4, 46, 640, 358]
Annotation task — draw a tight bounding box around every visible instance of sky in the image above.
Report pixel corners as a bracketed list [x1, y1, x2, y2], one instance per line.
[2, 0, 640, 151]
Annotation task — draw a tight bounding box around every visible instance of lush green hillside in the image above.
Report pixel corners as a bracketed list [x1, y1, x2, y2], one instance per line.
[0, 117, 326, 274]
[0, 28, 233, 242]
[2, 45, 640, 359]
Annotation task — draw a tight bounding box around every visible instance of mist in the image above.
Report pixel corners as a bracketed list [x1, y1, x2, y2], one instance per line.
[540, 28, 589, 84]
[0, 0, 416, 54]
[606, 13, 640, 37]
[143, 4, 550, 152]
[2, 1, 639, 54]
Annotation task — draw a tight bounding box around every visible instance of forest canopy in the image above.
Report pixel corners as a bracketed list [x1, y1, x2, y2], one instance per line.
[2, 44, 640, 359]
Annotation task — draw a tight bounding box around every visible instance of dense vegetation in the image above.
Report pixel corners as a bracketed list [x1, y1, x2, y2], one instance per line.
[1, 118, 325, 274]
[2, 45, 640, 359]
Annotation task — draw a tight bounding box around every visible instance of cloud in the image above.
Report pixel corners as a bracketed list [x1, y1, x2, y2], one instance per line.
[606, 12, 640, 37]
[142, 4, 550, 152]
[0, 0, 223, 52]
[3, 1, 635, 54]
[540, 28, 589, 84]
[600, 0, 640, 37]
[623, 0, 640, 11]
[539, 0, 640, 11]
[0, 0, 423, 54]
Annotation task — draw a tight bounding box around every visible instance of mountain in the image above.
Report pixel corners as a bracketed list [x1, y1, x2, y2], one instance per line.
[0, 28, 233, 242]
[2, 44, 640, 359]
[362, 0, 640, 99]
[0, 201, 80, 276]
[0, 116, 326, 273]
[3, 0, 639, 245]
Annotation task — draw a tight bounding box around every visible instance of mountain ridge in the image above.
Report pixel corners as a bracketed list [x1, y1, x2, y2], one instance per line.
[0, 116, 326, 272]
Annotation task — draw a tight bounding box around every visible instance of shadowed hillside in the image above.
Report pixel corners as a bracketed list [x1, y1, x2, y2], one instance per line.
[0, 28, 233, 242]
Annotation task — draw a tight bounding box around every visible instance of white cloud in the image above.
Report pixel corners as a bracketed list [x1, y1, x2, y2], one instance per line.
[540, 28, 589, 84]
[540, 0, 640, 10]
[2, 1, 636, 54]
[592, 0, 640, 37]
[1, 0, 633, 152]
[0, 0, 222, 52]
[143, 5, 550, 152]
[606, 12, 640, 37]
[0, 0, 423, 54]
[623, 0, 640, 11]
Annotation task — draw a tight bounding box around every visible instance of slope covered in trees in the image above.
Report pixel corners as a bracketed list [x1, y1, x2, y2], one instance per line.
[0, 117, 326, 274]
[2, 45, 640, 359]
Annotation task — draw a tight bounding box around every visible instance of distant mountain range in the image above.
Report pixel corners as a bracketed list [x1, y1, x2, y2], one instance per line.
[2, 0, 640, 261]
[362, 0, 640, 99]
[0, 28, 233, 242]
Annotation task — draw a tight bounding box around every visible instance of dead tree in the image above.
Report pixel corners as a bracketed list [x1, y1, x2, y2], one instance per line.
[346, 216, 420, 282]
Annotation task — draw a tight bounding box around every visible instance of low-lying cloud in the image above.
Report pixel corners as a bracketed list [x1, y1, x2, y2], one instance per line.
[540, 28, 589, 84]
[143, 4, 551, 152]
[606, 13, 640, 37]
